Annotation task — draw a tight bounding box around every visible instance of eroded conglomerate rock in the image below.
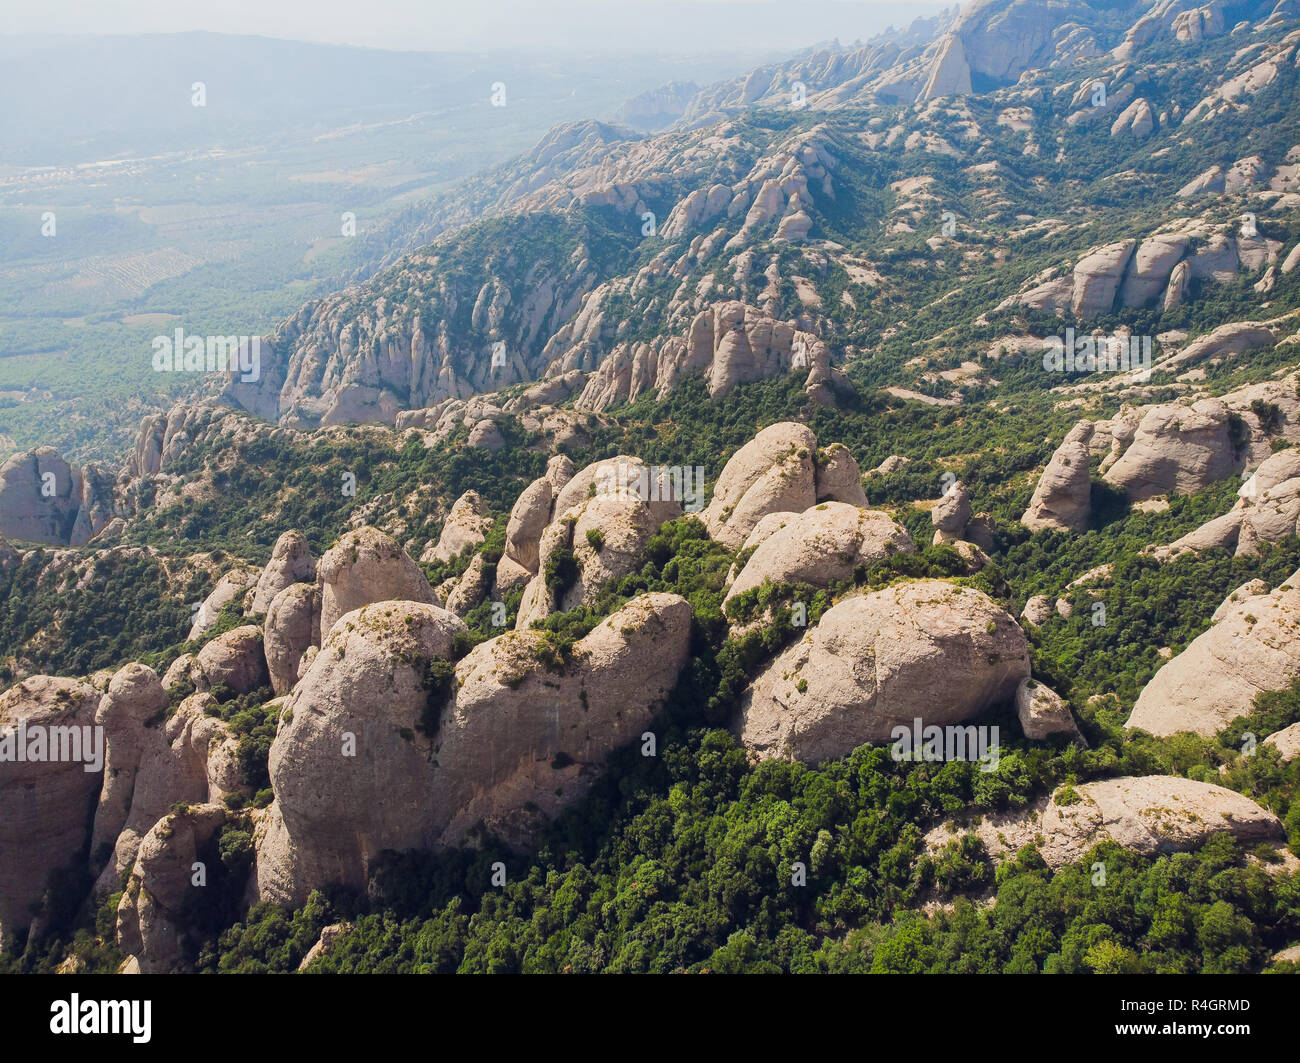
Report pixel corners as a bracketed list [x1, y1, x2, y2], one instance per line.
[1127, 568, 1300, 737]
[1264, 722, 1300, 762]
[1022, 421, 1093, 533]
[316, 526, 436, 638]
[1103, 398, 1240, 501]
[115, 802, 227, 974]
[194, 626, 268, 695]
[445, 553, 493, 617]
[504, 477, 554, 575]
[497, 456, 578, 592]
[254, 601, 467, 906]
[264, 584, 320, 695]
[90, 665, 214, 894]
[0, 447, 116, 547]
[251, 531, 315, 614]
[703, 422, 817, 549]
[1235, 450, 1300, 556]
[435, 592, 693, 850]
[1020, 594, 1054, 626]
[0, 676, 102, 949]
[515, 456, 684, 627]
[724, 502, 913, 603]
[930, 480, 972, 542]
[813, 444, 867, 506]
[738, 581, 1029, 763]
[255, 593, 691, 905]
[188, 569, 257, 640]
[1015, 678, 1083, 742]
[925, 777, 1284, 870]
[424, 491, 494, 564]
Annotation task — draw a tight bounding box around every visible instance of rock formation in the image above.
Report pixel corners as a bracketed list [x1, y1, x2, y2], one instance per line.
[926, 776, 1284, 870]
[316, 526, 437, 638]
[724, 502, 913, 603]
[738, 581, 1029, 763]
[1127, 568, 1300, 736]
[1021, 421, 1093, 532]
[0, 676, 103, 948]
[255, 593, 692, 904]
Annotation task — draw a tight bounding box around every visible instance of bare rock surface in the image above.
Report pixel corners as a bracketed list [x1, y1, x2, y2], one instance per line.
[317, 526, 436, 638]
[1022, 421, 1094, 532]
[1015, 678, 1083, 742]
[925, 776, 1285, 869]
[189, 569, 257, 640]
[1128, 568, 1300, 736]
[738, 581, 1029, 763]
[703, 422, 818, 549]
[264, 584, 321, 695]
[425, 491, 494, 564]
[194, 626, 268, 695]
[251, 531, 315, 614]
[255, 593, 692, 904]
[725, 502, 913, 603]
[1103, 399, 1239, 500]
[0, 676, 102, 948]
[116, 802, 227, 973]
[91, 665, 211, 894]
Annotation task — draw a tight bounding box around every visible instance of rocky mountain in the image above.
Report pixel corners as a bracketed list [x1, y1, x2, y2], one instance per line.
[3, 0, 1300, 976]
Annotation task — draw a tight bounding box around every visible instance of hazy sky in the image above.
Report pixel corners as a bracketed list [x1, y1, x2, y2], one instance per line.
[1, 0, 956, 53]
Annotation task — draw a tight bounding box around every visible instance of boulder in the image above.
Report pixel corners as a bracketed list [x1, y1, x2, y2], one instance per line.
[434, 593, 694, 850]
[115, 802, 227, 973]
[1156, 509, 1244, 559]
[926, 776, 1284, 870]
[737, 581, 1029, 763]
[188, 569, 257, 640]
[166, 693, 244, 803]
[868, 455, 911, 477]
[253, 601, 467, 906]
[316, 526, 436, 638]
[445, 553, 492, 617]
[725, 503, 914, 603]
[255, 594, 692, 904]
[491, 554, 532, 598]
[1103, 399, 1239, 501]
[814, 443, 868, 506]
[264, 584, 320, 695]
[552, 455, 682, 527]
[1110, 97, 1154, 137]
[931, 480, 972, 540]
[1237, 472, 1300, 556]
[702, 422, 818, 549]
[516, 488, 671, 626]
[467, 420, 504, 451]
[90, 665, 210, 893]
[1021, 594, 1054, 626]
[1015, 678, 1083, 742]
[1128, 569, 1300, 736]
[1021, 421, 1093, 532]
[1120, 235, 1190, 308]
[194, 626, 268, 695]
[0, 676, 102, 948]
[1163, 260, 1190, 310]
[1166, 322, 1275, 372]
[425, 491, 494, 564]
[504, 477, 553, 574]
[1263, 722, 1300, 762]
[1072, 240, 1136, 318]
[298, 922, 353, 971]
[250, 531, 315, 614]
